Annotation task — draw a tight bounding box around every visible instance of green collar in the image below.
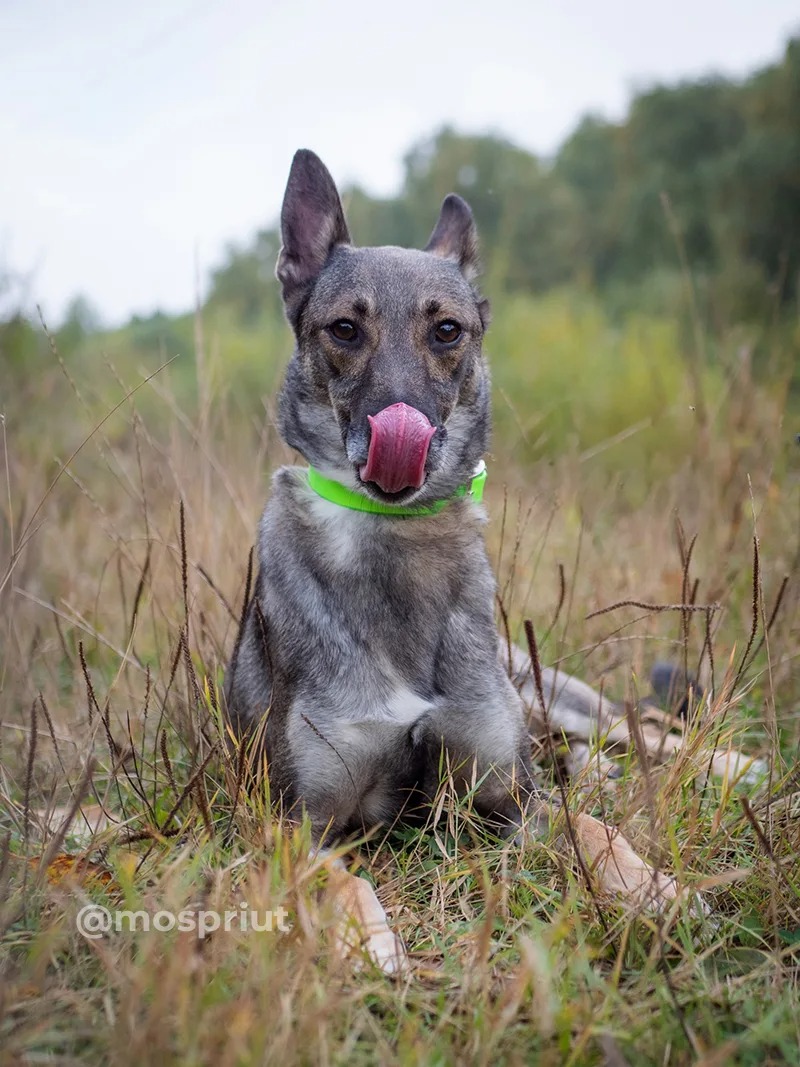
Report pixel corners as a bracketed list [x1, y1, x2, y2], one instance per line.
[306, 461, 487, 517]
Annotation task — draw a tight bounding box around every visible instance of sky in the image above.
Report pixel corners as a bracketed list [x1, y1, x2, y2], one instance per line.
[2, 0, 799, 326]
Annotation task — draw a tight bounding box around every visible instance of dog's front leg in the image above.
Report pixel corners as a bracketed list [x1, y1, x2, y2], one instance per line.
[321, 854, 409, 977]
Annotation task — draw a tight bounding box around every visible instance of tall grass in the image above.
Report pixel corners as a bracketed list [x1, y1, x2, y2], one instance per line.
[0, 295, 798, 1065]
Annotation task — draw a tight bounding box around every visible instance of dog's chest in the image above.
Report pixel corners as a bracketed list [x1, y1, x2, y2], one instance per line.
[305, 494, 366, 570]
[299, 496, 445, 715]
[261, 473, 492, 721]
[301, 491, 468, 612]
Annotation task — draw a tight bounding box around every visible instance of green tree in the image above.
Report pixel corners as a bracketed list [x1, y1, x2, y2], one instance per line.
[208, 230, 282, 324]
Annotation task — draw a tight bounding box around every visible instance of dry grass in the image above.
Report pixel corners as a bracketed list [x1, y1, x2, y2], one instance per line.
[0, 331, 798, 1066]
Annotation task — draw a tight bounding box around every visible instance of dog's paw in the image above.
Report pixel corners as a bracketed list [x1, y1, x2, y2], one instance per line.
[563, 741, 622, 781]
[573, 813, 707, 916]
[328, 866, 410, 978]
[707, 750, 768, 786]
[336, 916, 410, 977]
[360, 927, 410, 977]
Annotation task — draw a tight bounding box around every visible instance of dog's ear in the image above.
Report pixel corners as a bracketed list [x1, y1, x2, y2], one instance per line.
[424, 194, 480, 280]
[276, 150, 351, 300]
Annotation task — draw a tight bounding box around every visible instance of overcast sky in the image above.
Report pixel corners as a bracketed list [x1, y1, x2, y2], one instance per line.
[2, 0, 798, 326]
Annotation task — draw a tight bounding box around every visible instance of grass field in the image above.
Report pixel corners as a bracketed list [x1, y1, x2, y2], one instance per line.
[1, 295, 798, 1065]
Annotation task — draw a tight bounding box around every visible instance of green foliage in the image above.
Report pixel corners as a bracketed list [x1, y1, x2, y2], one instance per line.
[200, 37, 800, 328]
[3, 39, 799, 464]
[57, 296, 102, 351]
[130, 33, 796, 401]
[0, 311, 45, 375]
[489, 290, 708, 482]
[208, 231, 283, 325]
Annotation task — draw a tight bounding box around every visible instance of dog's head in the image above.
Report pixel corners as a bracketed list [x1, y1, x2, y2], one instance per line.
[276, 149, 491, 507]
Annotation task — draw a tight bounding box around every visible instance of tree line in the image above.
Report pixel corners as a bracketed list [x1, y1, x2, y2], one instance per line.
[210, 35, 800, 335]
[3, 35, 798, 388]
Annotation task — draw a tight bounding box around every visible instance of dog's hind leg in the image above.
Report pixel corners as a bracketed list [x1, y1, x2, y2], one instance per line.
[508, 645, 627, 745]
[317, 851, 409, 977]
[508, 645, 765, 784]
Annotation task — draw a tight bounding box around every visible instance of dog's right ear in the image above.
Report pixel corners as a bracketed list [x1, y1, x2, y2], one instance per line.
[424, 194, 480, 280]
[276, 150, 351, 303]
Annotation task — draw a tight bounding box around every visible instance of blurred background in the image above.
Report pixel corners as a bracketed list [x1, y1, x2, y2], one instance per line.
[3, 1, 799, 484]
[3, 0, 799, 470]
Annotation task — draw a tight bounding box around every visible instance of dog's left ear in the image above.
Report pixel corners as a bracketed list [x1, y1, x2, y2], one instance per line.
[424, 194, 480, 280]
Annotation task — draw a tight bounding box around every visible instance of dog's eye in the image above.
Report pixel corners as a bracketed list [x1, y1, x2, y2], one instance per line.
[329, 320, 358, 343]
[433, 321, 462, 345]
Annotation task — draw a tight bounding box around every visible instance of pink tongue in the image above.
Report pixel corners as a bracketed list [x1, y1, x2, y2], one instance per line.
[360, 403, 436, 494]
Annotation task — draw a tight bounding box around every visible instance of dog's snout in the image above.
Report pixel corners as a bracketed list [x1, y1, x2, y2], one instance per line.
[345, 404, 448, 489]
[345, 423, 370, 466]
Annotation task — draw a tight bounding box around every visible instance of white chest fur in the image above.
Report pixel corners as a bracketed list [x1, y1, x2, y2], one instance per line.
[305, 492, 366, 569]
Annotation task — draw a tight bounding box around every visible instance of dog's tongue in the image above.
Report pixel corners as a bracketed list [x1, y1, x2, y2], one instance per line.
[360, 403, 436, 494]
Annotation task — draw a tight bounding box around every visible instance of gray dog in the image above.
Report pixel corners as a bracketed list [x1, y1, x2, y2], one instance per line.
[225, 149, 545, 969]
[223, 150, 760, 967]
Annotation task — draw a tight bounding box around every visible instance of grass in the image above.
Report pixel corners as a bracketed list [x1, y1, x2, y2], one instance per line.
[0, 296, 798, 1066]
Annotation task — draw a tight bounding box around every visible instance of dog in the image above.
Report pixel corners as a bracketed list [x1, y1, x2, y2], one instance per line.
[225, 147, 551, 970]
[224, 150, 758, 973]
